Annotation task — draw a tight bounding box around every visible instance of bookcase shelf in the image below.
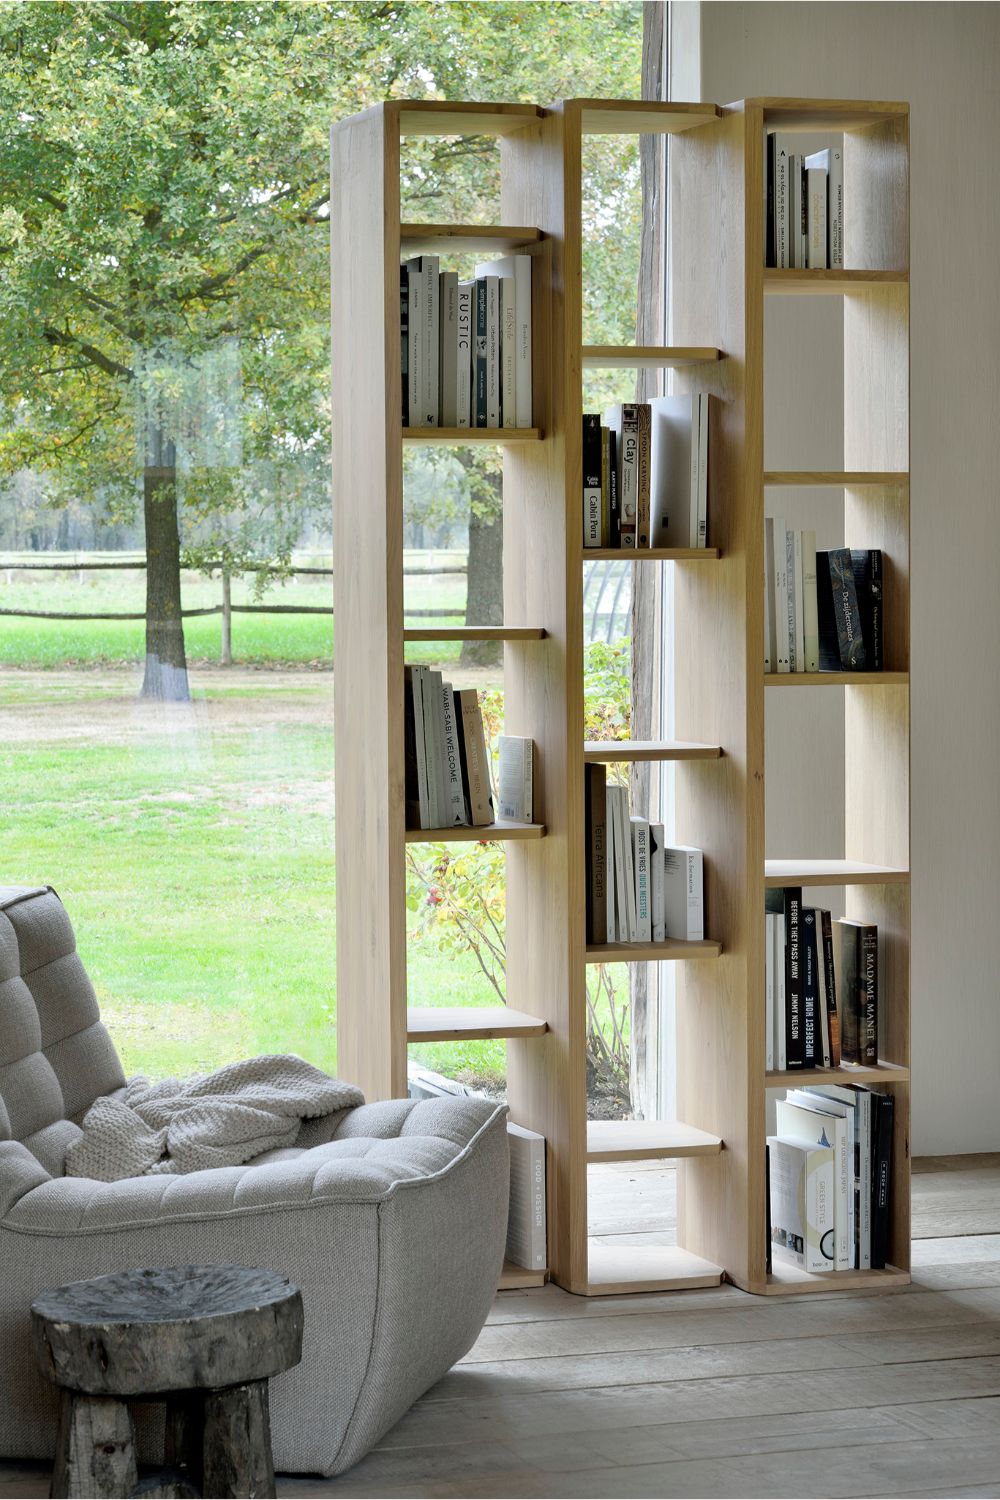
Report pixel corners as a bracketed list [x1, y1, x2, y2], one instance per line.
[586, 1120, 722, 1162]
[404, 821, 545, 844]
[583, 739, 722, 763]
[582, 345, 721, 369]
[765, 671, 909, 687]
[764, 859, 909, 886]
[752, 1263, 910, 1297]
[403, 426, 542, 444]
[400, 223, 541, 254]
[332, 94, 910, 1302]
[407, 1007, 547, 1042]
[585, 939, 722, 963]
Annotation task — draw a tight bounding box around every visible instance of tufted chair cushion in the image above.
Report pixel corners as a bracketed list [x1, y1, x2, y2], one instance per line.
[0, 887, 126, 1175]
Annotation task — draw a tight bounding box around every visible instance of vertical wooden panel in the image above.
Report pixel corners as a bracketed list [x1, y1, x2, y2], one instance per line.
[331, 105, 408, 1101]
[501, 106, 589, 1293]
[670, 104, 765, 1288]
[844, 116, 909, 273]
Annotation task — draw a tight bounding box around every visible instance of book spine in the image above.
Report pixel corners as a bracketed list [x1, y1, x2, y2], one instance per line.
[829, 146, 844, 269]
[766, 133, 776, 268]
[585, 764, 608, 945]
[788, 153, 800, 268]
[765, 911, 775, 1070]
[764, 519, 774, 674]
[442, 682, 468, 824]
[406, 258, 423, 427]
[785, 523, 798, 672]
[474, 279, 488, 427]
[696, 393, 709, 546]
[835, 919, 861, 1064]
[607, 429, 620, 547]
[619, 405, 640, 548]
[582, 414, 602, 548]
[403, 666, 420, 829]
[828, 547, 866, 669]
[775, 139, 789, 268]
[605, 784, 617, 942]
[484, 275, 500, 427]
[513, 254, 532, 428]
[635, 403, 652, 548]
[859, 1088, 872, 1268]
[820, 908, 841, 1067]
[649, 822, 665, 942]
[870, 1091, 894, 1269]
[784, 886, 803, 1067]
[619, 788, 637, 940]
[439, 271, 459, 427]
[816, 551, 842, 671]
[498, 735, 533, 823]
[801, 906, 819, 1067]
[773, 517, 790, 672]
[411, 665, 430, 828]
[505, 1129, 547, 1270]
[611, 787, 630, 941]
[801, 528, 818, 672]
[775, 912, 787, 1069]
[423, 255, 439, 426]
[400, 265, 409, 427]
[630, 817, 651, 942]
[458, 690, 494, 826]
[792, 528, 805, 672]
[799, 156, 808, 266]
[860, 923, 878, 1065]
[807, 163, 828, 269]
[600, 426, 611, 547]
[688, 392, 700, 547]
[456, 281, 473, 428]
[432, 671, 450, 825]
[500, 274, 516, 428]
[851, 548, 883, 671]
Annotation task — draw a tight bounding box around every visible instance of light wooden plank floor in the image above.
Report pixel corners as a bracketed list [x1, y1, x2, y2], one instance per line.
[3, 1158, 999, 1499]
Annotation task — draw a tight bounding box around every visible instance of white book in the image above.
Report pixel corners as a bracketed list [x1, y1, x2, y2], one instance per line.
[483, 275, 500, 427]
[828, 145, 844, 269]
[648, 394, 695, 548]
[788, 1089, 854, 1270]
[438, 271, 459, 427]
[774, 136, 791, 268]
[456, 282, 474, 427]
[801, 528, 818, 672]
[497, 735, 533, 823]
[768, 1134, 835, 1272]
[662, 845, 703, 941]
[505, 1121, 546, 1271]
[415, 255, 439, 427]
[695, 392, 709, 546]
[441, 683, 468, 825]
[804, 149, 829, 269]
[609, 786, 635, 941]
[772, 516, 790, 672]
[649, 821, 665, 942]
[804, 1083, 870, 1269]
[775, 911, 787, 1069]
[428, 669, 449, 827]
[410, 666, 430, 829]
[478, 254, 532, 427]
[499, 275, 516, 429]
[405, 257, 424, 427]
[785, 523, 798, 672]
[606, 789, 617, 942]
[777, 1097, 850, 1271]
[792, 528, 805, 672]
[763, 518, 776, 672]
[630, 816, 652, 943]
[788, 152, 801, 268]
[773, 906, 779, 1074]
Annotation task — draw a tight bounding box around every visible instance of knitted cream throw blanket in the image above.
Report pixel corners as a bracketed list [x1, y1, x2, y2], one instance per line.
[65, 1055, 364, 1182]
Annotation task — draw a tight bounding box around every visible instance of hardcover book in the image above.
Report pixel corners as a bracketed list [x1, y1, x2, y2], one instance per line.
[649, 821, 666, 942]
[784, 885, 804, 1068]
[851, 549, 884, 671]
[858, 922, 879, 1065]
[801, 905, 819, 1066]
[630, 816, 652, 943]
[582, 414, 602, 548]
[506, 1122, 547, 1271]
[826, 548, 866, 669]
[649, 394, 695, 548]
[768, 1135, 836, 1272]
[439, 270, 460, 427]
[456, 688, 494, 826]
[833, 918, 861, 1065]
[585, 763, 608, 945]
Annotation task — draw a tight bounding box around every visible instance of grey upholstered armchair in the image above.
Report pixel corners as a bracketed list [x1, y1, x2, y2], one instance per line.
[0, 885, 509, 1476]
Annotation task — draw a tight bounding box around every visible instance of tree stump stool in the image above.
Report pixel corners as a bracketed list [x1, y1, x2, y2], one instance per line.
[31, 1264, 303, 1500]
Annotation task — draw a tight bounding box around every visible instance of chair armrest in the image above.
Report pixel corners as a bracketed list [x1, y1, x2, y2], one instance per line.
[0, 1140, 51, 1217]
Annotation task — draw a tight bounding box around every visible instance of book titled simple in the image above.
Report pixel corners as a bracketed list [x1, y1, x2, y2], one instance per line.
[768, 1134, 836, 1272]
[506, 1122, 547, 1271]
[497, 735, 533, 824]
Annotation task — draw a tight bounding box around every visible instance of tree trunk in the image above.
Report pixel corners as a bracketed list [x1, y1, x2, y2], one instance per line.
[460, 487, 504, 670]
[141, 425, 189, 701]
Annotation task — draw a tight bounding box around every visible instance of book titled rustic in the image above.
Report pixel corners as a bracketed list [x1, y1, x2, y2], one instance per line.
[768, 1135, 835, 1272]
[497, 734, 533, 824]
[506, 1122, 547, 1271]
[585, 763, 608, 945]
[456, 281, 474, 427]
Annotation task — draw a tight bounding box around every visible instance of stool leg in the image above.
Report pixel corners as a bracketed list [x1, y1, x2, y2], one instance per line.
[201, 1379, 275, 1500]
[51, 1390, 137, 1500]
[164, 1392, 205, 1494]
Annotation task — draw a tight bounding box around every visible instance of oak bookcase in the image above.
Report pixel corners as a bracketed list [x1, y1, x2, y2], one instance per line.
[330, 97, 910, 1297]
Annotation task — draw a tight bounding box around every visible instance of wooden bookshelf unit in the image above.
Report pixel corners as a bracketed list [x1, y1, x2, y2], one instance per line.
[330, 96, 910, 1298]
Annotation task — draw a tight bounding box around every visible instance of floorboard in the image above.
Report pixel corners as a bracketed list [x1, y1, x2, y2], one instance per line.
[2, 1157, 999, 1498]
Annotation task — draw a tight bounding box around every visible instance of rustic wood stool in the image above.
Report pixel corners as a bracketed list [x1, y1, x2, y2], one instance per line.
[31, 1264, 303, 1500]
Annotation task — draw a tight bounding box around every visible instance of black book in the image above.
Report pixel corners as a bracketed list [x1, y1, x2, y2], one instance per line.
[400, 266, 409, 426]
[607, 428, 620, 547]
[582, 413, 602, 547]
[827, 547, 866, 669]
[815, 551, 842, 671]
[835, 919, 861, 1065]
[819, 908, 841, 1067]
[870, 1090, 894, 1269]
[403, 666, 420, 829]
[766, 133, 776, 268]
[584, 763, 608, 945]
[859, 922, 878, 1065]
[801, 906, 819, 1067]
[784, 886, 803, 1068]
[474, 278, 488, 427]
[851, 549, 883, 671]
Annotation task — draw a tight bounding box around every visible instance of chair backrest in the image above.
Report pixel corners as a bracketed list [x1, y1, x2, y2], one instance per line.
[0, 886, 126, 1175]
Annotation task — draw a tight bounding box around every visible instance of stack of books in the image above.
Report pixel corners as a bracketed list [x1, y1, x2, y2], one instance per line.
[766, 886, 879, 1071]
[582, 394, 710, 550]
[766, 134, 844, 269]
[401, 253, 532, 429]
[765, 525, 883, 673]
[768, 1083, 894, 1273]
[585, 764, 704, 945]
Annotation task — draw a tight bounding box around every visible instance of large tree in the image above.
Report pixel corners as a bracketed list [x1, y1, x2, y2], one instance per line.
[0, 1, 642, 696]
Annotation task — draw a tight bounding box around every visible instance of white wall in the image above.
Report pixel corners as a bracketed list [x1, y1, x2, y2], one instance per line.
[675, 1, 1000, 1154]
